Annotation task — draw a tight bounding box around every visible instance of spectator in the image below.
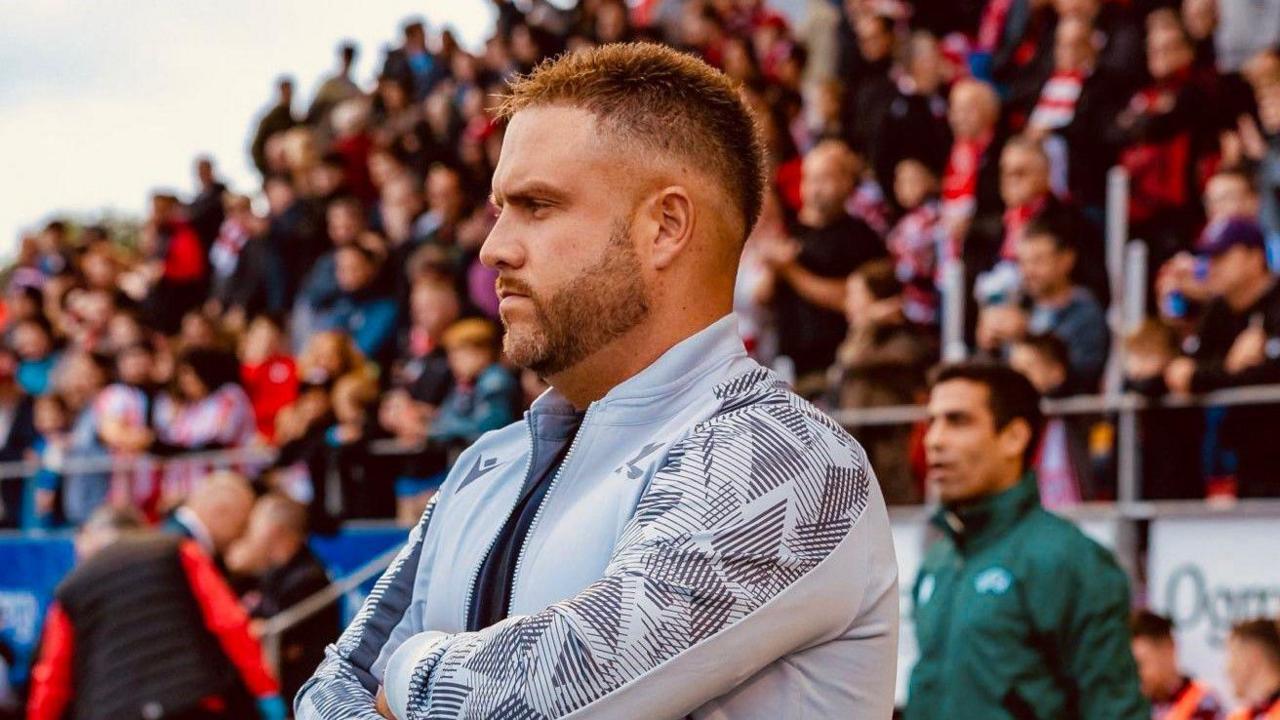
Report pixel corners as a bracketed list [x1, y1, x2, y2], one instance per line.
[50, 351, 110, 526]
[317, 240, 400, 365]
[306, 42, 361, 126]
[207, 193, 285, 329]
[95, 341, 162, 513]
[830, 259, 933, 504]
[312, 371, 384, 523]
[1164, 218, 1280, 497]
[1111, 20, 1211, 266]
[383, 19, 448, 101]
[874, 32, 952, 199]
[887, 158, 946, 325]
[188, 156, 228, 251]
[757, 139, 887, 391]
[251, 77, 298, 177]
[941, 78, 1003, 249]
[152, 348, 257, 502]
[1026, 16, 1128, 215]
[164, 469, 256, 567]
[978, 218, 1110, 391]
[11, 315, 60, 396]
[1008, 333, 1089, 506]
[290, 196, 366, 351]
[263, 174, 325, 306]
[135, 192, 209, 335]
[1224, 619, 1280, 719]
[239, 315, 298, 443]
[843, 13, 899, 173]
[294, 330, 369, 392]
[429, 318, 519, 447]
[27, 506, 285, 720]
[1123, 318, 1206, 499]
[23, 393, 70, 530]
[1051, 0, 1146, 93]
[906, 362, 1147, 719]
[229, 494, 339, 708]
[1130, 610, 1225, 720]
[393, 275, 459, 406]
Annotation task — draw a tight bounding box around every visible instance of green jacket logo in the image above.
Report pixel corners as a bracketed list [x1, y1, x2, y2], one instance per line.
[974, 567, 1013, 595]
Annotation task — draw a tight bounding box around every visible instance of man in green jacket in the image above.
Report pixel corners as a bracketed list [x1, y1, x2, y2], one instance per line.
[905, 362, 1148, 720]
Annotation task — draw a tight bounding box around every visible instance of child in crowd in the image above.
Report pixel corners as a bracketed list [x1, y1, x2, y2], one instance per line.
[240, 315, 298, 443]
[24, 394, 71, 529]
[12, 316, 61, 396]
[831, 259, 934, 505]
[885, 158, 945, 326]
[319, 372, 384, 522]
[1008, 333, 1088, 508]
[390, 319, 519, 524]
[1123, 319, 1206, 499]
[429, 319, 519, 447]
[296, 330, 368, 391]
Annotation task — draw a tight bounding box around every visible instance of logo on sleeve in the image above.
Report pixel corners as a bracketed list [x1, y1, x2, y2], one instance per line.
[974, 567, 1014, 595]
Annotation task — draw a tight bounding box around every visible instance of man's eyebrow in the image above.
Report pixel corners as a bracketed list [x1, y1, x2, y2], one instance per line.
[490, 180, 568, 207]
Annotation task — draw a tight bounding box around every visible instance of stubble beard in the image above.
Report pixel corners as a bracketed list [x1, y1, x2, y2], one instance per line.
[500, 220, 651, 377]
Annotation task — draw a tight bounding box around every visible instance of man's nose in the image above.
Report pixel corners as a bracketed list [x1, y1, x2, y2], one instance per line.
[479, 213, 524, 270]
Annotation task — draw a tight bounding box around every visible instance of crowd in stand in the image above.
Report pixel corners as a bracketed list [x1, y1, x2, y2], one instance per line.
[6, 0, 1280, 524]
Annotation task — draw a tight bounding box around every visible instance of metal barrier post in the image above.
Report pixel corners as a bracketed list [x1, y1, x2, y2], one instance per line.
[1103, 167, 1130, 395]
[940, 258, 966, 362]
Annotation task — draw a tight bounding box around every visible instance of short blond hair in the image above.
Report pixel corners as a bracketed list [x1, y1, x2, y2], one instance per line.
[498, 42, 766, 240]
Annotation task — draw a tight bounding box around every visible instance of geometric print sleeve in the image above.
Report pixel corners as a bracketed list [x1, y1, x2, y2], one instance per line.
[294, 496, 439, 720]
[384, 383, 873, 720]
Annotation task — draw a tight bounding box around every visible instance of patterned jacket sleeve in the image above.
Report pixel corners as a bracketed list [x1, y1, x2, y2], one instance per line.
[383, 396, 877, 720]
[294, 497, 439, 719]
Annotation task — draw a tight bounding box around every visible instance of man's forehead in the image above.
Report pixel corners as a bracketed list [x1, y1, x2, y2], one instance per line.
[493, 106, 613, 194]
[928, 380, 991, 414]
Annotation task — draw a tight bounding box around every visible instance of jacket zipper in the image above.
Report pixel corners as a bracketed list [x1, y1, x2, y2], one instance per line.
[462, 413, 537, 627]
[508, 402, 595, 609]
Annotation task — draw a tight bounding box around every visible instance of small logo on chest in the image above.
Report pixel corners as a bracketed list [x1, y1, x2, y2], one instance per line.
[457, 455, 501, 492]
[974, 567, 1014, 596]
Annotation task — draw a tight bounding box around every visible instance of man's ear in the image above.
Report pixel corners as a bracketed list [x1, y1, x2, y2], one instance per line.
[997, 417, 1032, 463]
[647, 185, 695, 271]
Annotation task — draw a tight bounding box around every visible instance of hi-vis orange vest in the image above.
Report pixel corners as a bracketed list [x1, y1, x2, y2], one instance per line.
[1227, 696, 1280, 720]
[1164, 680, 1212, 720]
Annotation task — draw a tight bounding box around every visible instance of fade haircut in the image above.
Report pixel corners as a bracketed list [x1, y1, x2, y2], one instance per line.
[497, 42, 767, 242]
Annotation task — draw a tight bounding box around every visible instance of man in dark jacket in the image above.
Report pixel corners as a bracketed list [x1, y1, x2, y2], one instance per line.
[27, 507, 285, 720]
[233, 494, 339, 708]
[1165, 218, 1280, 497]
[905, 362, 1147, 720]
[758, 139, 886, 390]
[250, 77, 297, 178]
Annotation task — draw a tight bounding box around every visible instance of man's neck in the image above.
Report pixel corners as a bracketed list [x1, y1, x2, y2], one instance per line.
[547, 306, 730, 411]
[1035, 283, 1075, 309]
[1226, 273, 1274, 313]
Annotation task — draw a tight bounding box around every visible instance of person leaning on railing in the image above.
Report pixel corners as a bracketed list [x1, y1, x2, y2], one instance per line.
[1162, 218, 1280, 498]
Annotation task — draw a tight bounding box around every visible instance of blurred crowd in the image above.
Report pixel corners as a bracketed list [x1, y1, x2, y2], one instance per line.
[6, 0, 1280, 529]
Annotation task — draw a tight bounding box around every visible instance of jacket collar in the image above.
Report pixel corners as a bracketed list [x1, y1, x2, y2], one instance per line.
[530, 314, 748, 418]
[932, 472, 1040, 555]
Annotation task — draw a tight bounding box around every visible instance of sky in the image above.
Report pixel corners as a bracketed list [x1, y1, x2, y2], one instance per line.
[0, 1, 498, 260]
